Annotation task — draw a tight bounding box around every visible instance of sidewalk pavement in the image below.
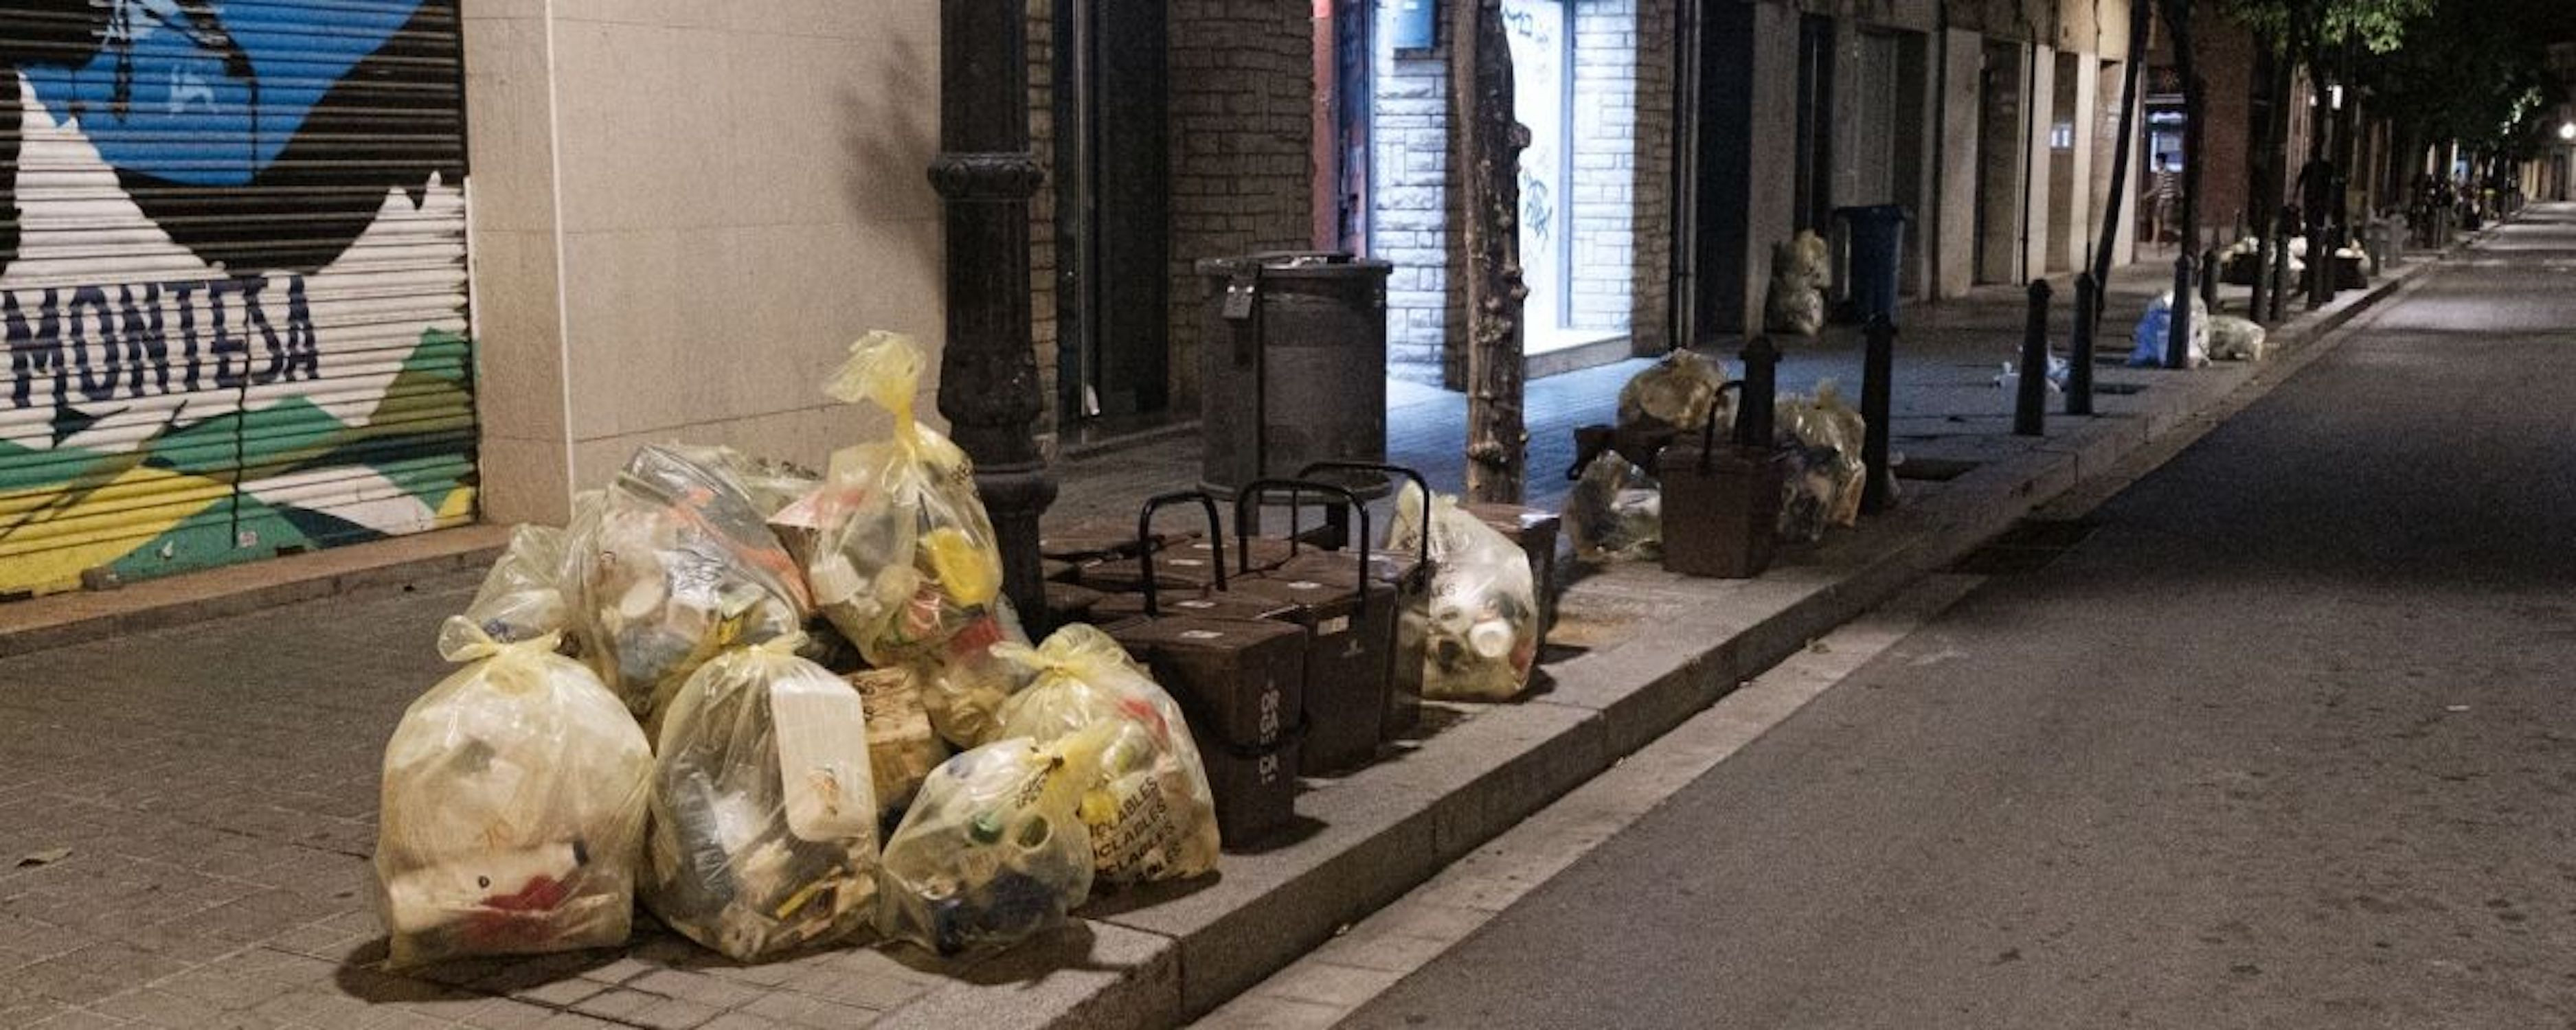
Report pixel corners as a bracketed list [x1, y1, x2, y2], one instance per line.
[0, 240, 2456, 1030]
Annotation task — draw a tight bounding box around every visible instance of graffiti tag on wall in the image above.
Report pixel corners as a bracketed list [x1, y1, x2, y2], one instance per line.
[1, 0, 474, 596]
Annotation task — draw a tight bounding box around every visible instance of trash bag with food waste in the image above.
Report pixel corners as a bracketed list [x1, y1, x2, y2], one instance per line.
[993, 624, 1221, 884]
[875, 731, 1111, 956]
[642, 637, 879, 963]
[1390, 485, 1541, 700]
[1616, 350, 1732, 437]
[374, 629, 652, 968]
[1778, 382, 1871, 529]
[845, 666, 949, 825]
[574, 445, 811, 722]
[1563, 452, 1663, 561]
[804, 332, 1010, 667]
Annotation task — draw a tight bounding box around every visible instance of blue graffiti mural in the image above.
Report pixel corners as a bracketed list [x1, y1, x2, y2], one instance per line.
[23, 0, 426, 186]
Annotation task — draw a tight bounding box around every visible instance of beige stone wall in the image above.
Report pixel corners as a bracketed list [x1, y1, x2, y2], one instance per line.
[464, 0, 945, 524]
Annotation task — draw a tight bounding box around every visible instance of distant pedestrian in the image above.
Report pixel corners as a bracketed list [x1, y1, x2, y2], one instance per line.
[2147, 154, 2180, 244]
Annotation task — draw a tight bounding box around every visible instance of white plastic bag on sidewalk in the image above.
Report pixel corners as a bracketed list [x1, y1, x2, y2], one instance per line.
[2128, 290, 2211, 368]
[875, 731, 1110, 956]
[1392, 485, 1541, 701]
[374, 630, 652, 968]
[2210, 315, 2268, 361]
[643, 637, 880, 962]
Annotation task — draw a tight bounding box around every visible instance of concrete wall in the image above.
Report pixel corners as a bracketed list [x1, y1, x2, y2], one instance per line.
[1934, 27, 1982, 298]
[1570, 0, 1642, 334]
[465, 0, 945, 525]
[1631, 0, 1678, 353]
[2021, 43, 2055, 284]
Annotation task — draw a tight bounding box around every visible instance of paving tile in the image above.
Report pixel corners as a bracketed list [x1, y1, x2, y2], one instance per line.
[568, 987, 659, 1020]
[626, 997, 723, 1029]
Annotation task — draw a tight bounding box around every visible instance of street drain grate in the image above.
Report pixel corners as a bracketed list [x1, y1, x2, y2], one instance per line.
[1950, 518, 2100, 575]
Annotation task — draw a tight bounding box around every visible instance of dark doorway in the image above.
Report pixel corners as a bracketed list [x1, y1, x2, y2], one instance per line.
[1315, 0, 1372, 253]
[1793, 14, 1836, 233]
[1055, 0, 1171, 426]
[1686, 1, 1758, 343]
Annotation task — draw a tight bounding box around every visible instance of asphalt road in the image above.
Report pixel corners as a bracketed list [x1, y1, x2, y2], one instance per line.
[1343, 207, 2576, 1030]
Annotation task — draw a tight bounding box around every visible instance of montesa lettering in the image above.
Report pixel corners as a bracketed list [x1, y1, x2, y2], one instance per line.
[7, 275, 320, 411]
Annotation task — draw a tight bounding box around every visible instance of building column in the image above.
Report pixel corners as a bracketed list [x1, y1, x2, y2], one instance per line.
[1934, 28, 1981, 299]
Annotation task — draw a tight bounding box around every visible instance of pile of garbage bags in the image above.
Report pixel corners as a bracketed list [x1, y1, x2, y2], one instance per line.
[1617, 350, 1732, 437]
[2129, 290, 2211, 368]
[1388, 485, 1541, 700]
[1564, 452, 1664, 561]
[375, 332, 1222, 970]
[1775, 383, 1869, 542]
[1765, 231, 1831, 337]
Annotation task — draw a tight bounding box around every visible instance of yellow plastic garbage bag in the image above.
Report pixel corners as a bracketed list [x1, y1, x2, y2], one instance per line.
[1618, 350, 1732, 437]
[993, 624, 1220, 884]
[1775, 381, 1869, 538]
[1563, 452, 1662, 561]
[1390, 485, 1541, 700]
[575, 445, 811, 722]
[806, 332, 1008, 666]
[846, 666, 950, 820]
[437, 524, 571, 662]
[902, 601, 1037, 749]
[642, 637, 879, 963]
[373, 630, 652, 968]
[875, 730, 1111, 956]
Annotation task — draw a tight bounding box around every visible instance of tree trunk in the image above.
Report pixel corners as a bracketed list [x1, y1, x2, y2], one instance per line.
[2160, 0, 2201, 369]
[2246, 40, 2279, 323]
[1449, 0, 1529, 503]
[2090, 0, 2151, 288]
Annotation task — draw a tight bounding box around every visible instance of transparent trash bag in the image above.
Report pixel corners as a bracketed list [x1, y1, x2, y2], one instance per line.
[1617, 350, 1733, 437]
[806, 332, 1009, 667]
[575, 445, 812, 722]
[1391, 485, 1541, 700]
[906, 599, 1039, 749]
[1779, 382, 1870, 529]
[437, 525, 571, 662]
[2128, 290, 2211, 368]
[643, 637, 880, 963]
[875, 731, 1110, 957]
[1564, 452, 1663, 561]
[373, 630, 652, 968]
[2210, 314, 2268, 362]
[1765, 231, 1830, 336]
[846, 667, 950, 822]
[993, 624, 1221, 884]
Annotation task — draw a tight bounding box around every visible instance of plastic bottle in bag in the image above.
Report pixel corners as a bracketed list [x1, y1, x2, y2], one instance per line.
[875, 731, 1110, 956]
[374, 630, 652, 968]
[437, 524, 572, 662]
[806, 332, 1009, 667]
[574, 445, 812, 722]
[993, 624, 1221, 884]
[642, 637, 880, 963]
[1390, 485, 1541, 700]
[1563, 452, 1663, 561]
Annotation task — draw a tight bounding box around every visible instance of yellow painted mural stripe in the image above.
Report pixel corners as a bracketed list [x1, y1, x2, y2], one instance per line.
[0, 466, 229, 595]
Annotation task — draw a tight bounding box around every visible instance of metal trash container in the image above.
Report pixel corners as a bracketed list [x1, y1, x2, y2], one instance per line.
[1833, 205, 1910, 324]
[1197, 252, 1394, 498]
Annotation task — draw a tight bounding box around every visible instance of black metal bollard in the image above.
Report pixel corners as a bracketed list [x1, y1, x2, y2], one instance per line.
[2167, 251, 2196, 370]
[1860, 315, 1896, 514]
[2015, 279, 2051, 437]
[1736, 335, 1779, 450]
[2068, 272, 2097, 417]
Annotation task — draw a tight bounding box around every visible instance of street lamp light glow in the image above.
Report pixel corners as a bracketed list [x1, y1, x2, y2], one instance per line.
[2560, 120, 2575, 141]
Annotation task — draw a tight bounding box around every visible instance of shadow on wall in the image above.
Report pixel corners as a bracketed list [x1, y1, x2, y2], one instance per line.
[838, 32, 942, 283]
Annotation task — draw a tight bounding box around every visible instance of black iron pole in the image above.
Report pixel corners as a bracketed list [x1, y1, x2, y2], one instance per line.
[2068, 272, 2097, 415]
[1860, 314, 1896, 514]
[931, 0, 1056, 632]
[2015, 279, 2050, 437]
[1736, 335, 1778, 450]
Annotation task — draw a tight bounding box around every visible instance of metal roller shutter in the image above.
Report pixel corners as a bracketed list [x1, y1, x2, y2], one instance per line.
[0, 0, 473, 597]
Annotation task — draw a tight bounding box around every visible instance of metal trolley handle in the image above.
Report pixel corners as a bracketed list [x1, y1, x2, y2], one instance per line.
[1296, 461, 1432, 582]
[1233, 478, 1372, 622]
[1136, 490, 1226, 617]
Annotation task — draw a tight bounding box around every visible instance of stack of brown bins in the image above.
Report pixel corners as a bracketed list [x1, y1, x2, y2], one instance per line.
[1293, 463, 1434, 739]
[1224, 480, 1397, 778]
[1087, 493, 1308, 847]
